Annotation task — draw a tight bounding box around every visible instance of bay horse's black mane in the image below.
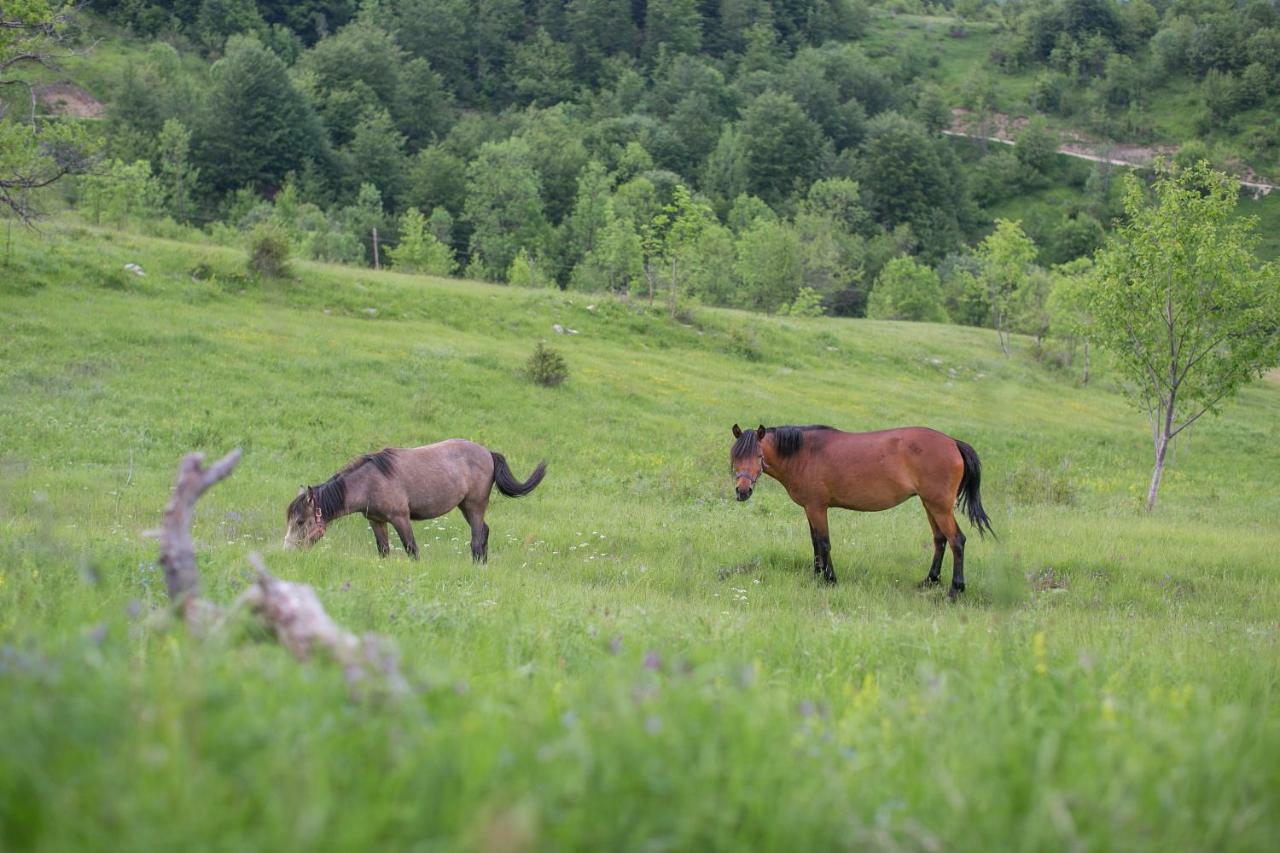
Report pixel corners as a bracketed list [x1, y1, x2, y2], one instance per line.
[732, 425, 835, 461]
[288, 448, 398, 521]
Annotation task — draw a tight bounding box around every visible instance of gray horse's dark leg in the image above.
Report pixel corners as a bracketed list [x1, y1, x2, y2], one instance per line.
[390, 515, 418, 559]
[459, 496, 491, 564]
[471, 521, 489, 563]
[459, 502, 490, 563]
[369, 518, 391, 557]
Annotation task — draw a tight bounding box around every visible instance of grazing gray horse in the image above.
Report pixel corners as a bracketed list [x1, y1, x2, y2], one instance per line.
[284, 440, 546, 560]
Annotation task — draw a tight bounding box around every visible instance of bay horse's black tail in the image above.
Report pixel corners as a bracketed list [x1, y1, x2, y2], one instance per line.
[491, 452, 547, 497]
[954, 439, 995, 539]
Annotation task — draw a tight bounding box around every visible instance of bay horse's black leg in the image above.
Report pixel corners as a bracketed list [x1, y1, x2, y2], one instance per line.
[819, 537, 834, 584]
[922, 535, 946, 587]
[805, 506, 836, 584]
[390, 515, 419, 559]
[808, 525, 824, 576]
[948, 530, 967, 599]
[369, 518, 391, 557]
[920, 511, 946, 587]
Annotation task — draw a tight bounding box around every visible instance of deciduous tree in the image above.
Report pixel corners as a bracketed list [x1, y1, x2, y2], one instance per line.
[1088, 162, 1280, 510]
[464, 137, 549, 280]
[977, 219, 1039, 355]
[194, 35, 327, 197]
[740, 90, 825, 208]
[156, 118, 198, 221]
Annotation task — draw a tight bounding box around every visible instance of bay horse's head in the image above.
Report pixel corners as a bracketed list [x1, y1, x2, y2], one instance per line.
[283, 486, 326, 549]
[730, 424, 767, 502]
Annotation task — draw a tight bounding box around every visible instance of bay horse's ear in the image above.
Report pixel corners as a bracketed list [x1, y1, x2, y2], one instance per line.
[756, 424, 766, 440]
[732, 424, 742, 438]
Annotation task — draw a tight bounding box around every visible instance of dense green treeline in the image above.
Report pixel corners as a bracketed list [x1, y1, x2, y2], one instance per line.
[31, 0, 1280, 320]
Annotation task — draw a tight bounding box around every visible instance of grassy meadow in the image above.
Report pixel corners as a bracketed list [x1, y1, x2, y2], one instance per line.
[1, 224, 1278, 850]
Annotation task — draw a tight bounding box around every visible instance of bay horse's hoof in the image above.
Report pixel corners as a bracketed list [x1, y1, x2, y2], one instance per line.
[918, 576, 941, 588]
[947, 585, 964, 600]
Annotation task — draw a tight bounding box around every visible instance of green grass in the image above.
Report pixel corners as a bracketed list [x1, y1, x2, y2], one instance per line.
[1, 224, 1278, 851]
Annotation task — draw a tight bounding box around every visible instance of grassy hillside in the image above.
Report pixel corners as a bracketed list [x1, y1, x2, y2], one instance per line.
[1, 225, 1278, 850]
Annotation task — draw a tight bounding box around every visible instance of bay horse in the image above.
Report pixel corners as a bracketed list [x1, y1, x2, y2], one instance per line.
[284, 440, 546, 560]
[730, 424, 993, 596]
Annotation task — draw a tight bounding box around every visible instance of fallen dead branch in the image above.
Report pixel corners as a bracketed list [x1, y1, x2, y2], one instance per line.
[156, 448, 405, 696]
[240, 553, 407, 695]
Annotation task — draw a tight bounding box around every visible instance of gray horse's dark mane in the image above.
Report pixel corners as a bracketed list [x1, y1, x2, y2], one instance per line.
[732, 425, 834, 461]
[338, 448, 398, 478]
[288, 449, 398, 521]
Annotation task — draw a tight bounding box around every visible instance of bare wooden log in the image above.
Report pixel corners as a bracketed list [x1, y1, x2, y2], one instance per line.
[159, 449, 241, 615]
[240, 554, 406, 695]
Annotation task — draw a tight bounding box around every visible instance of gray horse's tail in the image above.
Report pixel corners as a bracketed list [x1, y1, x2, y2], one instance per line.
[491, 452, 547, 497]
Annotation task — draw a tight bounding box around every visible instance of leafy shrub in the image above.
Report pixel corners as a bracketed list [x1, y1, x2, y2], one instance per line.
[867, 256, 949, 322]
[722, 326, 762, 361]
[247, 223, 292, 278]
[508, 248, 551, 288]
[525, 341, 568, 387]
[788, 286, 825, 317]
[1008, 462, 1077, 505]
[388, 207, 456, 275]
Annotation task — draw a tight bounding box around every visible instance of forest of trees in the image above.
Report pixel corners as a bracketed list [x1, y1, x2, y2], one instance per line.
[18, 0, 1280, 333]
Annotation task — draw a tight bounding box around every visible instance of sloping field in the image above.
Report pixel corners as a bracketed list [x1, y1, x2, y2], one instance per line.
[1, 225, 1277, 850]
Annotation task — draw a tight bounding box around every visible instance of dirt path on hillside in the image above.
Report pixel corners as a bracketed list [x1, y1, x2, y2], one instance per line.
[946, 108, 1275, 196]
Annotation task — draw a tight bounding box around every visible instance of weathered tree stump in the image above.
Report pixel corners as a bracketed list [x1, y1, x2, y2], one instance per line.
[158, 449, 241, 624]
[156, 449, 404, 696]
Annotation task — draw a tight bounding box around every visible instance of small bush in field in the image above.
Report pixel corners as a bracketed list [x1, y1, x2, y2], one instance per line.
[526, 341, 568, 387]
[1008, 462, 1077, 505]
[247, 224, 292, 278]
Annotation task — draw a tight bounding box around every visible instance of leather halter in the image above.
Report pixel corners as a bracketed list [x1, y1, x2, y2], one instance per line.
[311, 495, 326, 537]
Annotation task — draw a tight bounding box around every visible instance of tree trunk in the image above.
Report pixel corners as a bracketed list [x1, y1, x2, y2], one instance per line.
[1146, 395, 1178, 511]
[1082, 340, 1090, 385]
[668, 258, 678, 319]
[372, 227, 381, 270]
[1146, 432, 1168, 512]
[995, 314, 1010, 356]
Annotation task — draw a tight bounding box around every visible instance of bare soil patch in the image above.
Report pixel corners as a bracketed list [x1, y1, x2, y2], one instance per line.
[34, 82, 103, 119]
